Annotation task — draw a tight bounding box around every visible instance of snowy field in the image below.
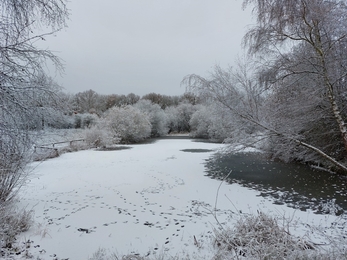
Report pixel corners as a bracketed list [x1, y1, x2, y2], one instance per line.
[16, 138, 345, 259]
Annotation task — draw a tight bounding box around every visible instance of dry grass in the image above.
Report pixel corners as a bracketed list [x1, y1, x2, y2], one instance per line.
[212, 211, 347, 259]
[0, 202, 33, 257]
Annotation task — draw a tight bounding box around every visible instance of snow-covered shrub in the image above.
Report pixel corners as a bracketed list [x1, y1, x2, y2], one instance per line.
[189, 105, 230, 141]
[175, 102, 197, 133]
[134, 99, 168, 137]
[104, 106, 151, 143]
[165, 102, 197, 133]
[84, 125, 115, 148]
[189, 105, 210, 139]
[214, 211, 315, 259]
[164, 106, 179, 133]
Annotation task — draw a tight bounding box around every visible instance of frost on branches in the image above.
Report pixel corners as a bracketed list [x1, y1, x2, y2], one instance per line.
[104, 106, 151, 143]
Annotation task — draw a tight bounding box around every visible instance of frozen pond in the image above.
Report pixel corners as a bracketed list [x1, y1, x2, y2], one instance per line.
[15, 138, 345, 259]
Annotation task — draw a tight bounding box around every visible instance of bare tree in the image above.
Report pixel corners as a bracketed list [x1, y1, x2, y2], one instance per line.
[126, 93, 140, 105]
[134, 99, 169, 137]
[0, 0, 69, 202]
[74, 89, 99, 113]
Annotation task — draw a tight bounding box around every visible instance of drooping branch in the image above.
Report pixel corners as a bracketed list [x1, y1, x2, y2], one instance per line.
[184, 68, 347, 174]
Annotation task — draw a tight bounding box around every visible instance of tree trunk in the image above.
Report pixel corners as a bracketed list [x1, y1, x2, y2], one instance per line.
[313, 32, 347, 153]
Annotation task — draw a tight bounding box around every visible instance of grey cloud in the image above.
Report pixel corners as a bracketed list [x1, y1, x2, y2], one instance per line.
[41, 0, 253, 96]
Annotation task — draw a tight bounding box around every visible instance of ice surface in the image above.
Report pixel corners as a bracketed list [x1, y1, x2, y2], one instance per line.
[16, 139, 344, 259]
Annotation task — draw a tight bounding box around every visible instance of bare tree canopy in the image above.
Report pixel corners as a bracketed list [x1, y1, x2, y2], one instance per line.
[243, 0, 347, 53]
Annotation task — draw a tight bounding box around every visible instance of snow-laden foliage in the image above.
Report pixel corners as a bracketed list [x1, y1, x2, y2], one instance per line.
[104, 106, 151, 143]
[184, 64, 264, 145]
[73, 113, 99, 129]
[189, 104, 231, 141]
[28, 107, 74, 130]
[179, 0, 347, 173]
[184, 50, 347, 172]
[165, 102, 197, 133]
[251, 34, 347, 166]
[240, 0, 347, 172]
[134, 99, 169, 137]
[84, 125, 115, 148]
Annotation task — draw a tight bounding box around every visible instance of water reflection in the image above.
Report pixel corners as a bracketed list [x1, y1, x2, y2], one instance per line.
[205, 152, 347, 215]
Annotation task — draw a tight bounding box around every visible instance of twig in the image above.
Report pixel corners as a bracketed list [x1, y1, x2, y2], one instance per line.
[214, 170, 233, 219]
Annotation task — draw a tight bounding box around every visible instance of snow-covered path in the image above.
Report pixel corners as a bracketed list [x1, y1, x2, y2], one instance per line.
[16, 139, 342, 259]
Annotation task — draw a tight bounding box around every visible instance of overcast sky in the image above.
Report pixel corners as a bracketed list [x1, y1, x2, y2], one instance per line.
[42, 0, 253, 96]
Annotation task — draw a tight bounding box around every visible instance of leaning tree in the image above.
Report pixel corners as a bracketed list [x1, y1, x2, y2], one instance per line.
[241, 0, 347, 172]
[186, 0, 347, 173]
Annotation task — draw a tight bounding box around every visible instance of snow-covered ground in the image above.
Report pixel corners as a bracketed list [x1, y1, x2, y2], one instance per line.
[16, 138, 345, 259]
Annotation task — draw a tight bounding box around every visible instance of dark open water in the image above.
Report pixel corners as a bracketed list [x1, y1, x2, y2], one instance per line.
[204, 152, 347, 215]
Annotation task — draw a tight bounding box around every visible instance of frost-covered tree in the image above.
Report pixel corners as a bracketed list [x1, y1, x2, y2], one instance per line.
[185, 0, 347, 173]
[104, 93, 140, 109]
[22, 76, 73, 130]
[134, 99, 169, 137]
[165, 102, 197, 133]
[164, 106, 179, 133]
[75, 89, 97, 113]
[184, 63, 264, 143]
[104, 106, 151, 143]
[260, 45, 345, 164]
[189, 105, 210, 139]
[0, 0, 69, 202]
[242, 0, 347, 172]
[126, 93, 140, 105]
[142, 93, 181, 109]
[73, 113, 99, 129]
[189, 104, 231, 141]
[175, 102, 197, 133]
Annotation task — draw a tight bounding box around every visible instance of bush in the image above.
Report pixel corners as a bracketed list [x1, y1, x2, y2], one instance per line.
[84, 125, 116, 148]
[134, 99, 169, 137]
[165, 103, 197, 133]
[189, 105, 230, 141]
[104, 106, 151, 143]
